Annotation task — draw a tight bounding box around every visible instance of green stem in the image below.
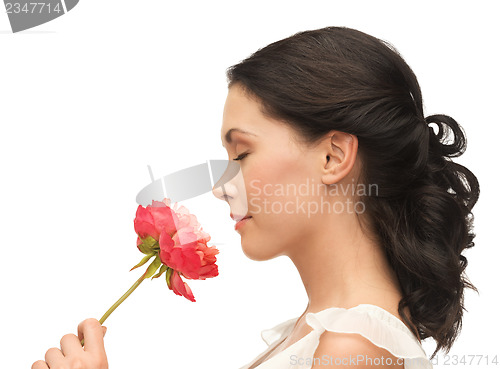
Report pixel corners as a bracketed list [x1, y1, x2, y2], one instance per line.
[80, 270, 148, 347]
[99, 271, 148, 325]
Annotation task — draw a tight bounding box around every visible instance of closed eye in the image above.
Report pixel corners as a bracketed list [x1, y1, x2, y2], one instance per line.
[232, 152, 249, 161]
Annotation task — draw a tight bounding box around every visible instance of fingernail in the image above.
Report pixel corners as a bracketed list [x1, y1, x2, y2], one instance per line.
[103, 326, 107, 337]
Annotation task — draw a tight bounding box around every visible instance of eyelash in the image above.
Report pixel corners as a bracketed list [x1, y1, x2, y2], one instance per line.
[232, 152, 249, 161]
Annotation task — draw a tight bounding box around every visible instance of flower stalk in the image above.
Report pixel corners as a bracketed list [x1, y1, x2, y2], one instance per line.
[80, 256, 161, 346]
[80, 198, 219, 347]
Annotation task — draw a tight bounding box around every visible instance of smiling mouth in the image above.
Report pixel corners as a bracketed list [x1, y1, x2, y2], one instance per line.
[234, 215, 252, 230]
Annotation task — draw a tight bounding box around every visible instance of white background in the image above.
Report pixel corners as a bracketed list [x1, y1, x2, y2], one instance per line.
[1, 1, 498, 368]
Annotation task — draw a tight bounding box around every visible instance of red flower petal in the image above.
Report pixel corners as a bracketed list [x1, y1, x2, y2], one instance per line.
[168, 246, 202, 279]
[198, 264, 219, 279]
[159, 229, 175, 266]
[170, 270, 196, 302]
[148, 202, 179, 236]
[134, 206, 159, 240]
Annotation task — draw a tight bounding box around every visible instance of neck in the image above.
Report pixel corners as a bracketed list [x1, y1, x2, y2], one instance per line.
[286, 211, 403, 316]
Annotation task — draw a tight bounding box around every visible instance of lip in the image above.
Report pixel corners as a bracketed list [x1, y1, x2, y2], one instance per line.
[234, 216, 252, 231]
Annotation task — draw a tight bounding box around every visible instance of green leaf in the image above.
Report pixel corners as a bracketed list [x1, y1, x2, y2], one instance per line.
[137, 242, 152, 254]
[142, 235, 158, 248]
[144, 255, 162, 279]
[166, 267, 173, 289]
[130, 253, 156, 271]
[152, 264, 168, 279]
[137, 235, 159, 254]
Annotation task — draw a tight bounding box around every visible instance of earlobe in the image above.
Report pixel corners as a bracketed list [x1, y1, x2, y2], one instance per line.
[328, 164, 341, 186]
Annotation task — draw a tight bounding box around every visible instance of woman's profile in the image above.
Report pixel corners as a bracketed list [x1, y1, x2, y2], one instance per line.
[32, 26, 480, 369]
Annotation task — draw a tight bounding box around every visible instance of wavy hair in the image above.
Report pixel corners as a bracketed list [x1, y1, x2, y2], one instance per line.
[225, 26, 480, 359]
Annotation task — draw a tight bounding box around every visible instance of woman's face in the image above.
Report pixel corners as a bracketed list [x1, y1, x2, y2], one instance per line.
[213, 84, 328, 261]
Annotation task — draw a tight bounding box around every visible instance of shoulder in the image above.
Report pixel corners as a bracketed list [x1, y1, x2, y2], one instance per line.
[311, 331, 405, 369]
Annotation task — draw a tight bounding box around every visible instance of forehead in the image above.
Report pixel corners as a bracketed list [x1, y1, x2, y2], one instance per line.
[220, 84, 297, 149]
[220, 85, 263, 144]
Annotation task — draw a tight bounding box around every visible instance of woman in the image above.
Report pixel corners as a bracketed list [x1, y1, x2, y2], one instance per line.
[32, 26, 479, 369]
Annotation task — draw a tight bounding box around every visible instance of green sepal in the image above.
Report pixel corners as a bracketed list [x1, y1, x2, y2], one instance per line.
[137, 235, 159, 254]
[144, 255, 162, 279]
[166, 267, 173, 288]
[152, 264, 168, 279]
[130, 252, 156, 272]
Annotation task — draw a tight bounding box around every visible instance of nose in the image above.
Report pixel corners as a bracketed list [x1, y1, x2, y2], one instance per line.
[211, 160, 241, 202]
[212, 182, 228, 202]
[212, 176, 237, 202]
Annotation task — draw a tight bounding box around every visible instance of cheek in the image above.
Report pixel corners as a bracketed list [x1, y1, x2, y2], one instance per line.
[246, 155, 313, 224]
[240, 154, 317, 260]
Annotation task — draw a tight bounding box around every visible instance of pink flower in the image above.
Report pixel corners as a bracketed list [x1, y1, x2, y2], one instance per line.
[85, 197, 219, 346]
[133, 198, 219, 302]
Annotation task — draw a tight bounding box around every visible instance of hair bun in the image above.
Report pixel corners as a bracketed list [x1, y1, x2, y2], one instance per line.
[425, 114, 466, 158]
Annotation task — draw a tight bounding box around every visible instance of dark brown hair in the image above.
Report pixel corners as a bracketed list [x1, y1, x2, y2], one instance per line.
[225, 26, 479, 359]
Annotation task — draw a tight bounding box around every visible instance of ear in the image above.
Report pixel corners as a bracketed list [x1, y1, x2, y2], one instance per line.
[320, 131, 358, 186]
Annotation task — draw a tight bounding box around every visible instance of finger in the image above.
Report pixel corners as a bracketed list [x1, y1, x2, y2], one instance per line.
[78, 325, 106, 342]
[77, 318, 106, 354]
[31, 360, 49, 369]
[60, 333, 83, 356]
[44, 347, 64, 366]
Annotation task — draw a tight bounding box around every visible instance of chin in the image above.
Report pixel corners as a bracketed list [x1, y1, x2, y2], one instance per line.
[241, 239, 281, 261]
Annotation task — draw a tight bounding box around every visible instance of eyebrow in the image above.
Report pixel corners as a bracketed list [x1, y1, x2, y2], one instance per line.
[221, 128, 257, 147]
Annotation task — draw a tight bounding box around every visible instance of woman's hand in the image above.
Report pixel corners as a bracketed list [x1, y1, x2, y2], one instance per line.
[31, 318, 108, 369]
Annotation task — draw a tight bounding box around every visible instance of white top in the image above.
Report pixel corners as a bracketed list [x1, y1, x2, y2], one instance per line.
[239, 304, 433, 369]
